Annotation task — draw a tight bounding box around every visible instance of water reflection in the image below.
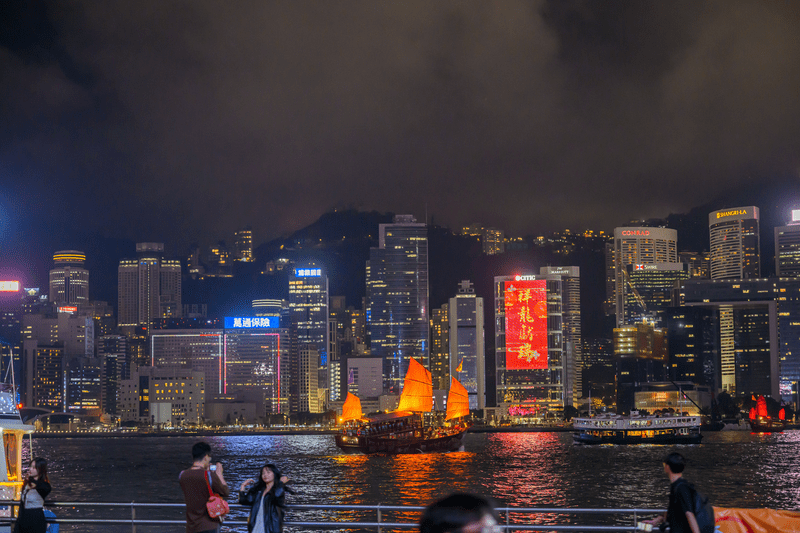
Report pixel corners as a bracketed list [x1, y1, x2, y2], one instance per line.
[19, 430, 800, 530]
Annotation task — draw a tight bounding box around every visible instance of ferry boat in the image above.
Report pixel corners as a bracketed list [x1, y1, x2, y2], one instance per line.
[572, 411, 702, 445]
[747, 395, 786, 433]
[335, 358, 471, 454]
[0, 385, 36, 532]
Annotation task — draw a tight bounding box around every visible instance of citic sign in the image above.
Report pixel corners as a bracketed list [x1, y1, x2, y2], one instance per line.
[716, 209, 749, 219]
[621, 230, 650, 236]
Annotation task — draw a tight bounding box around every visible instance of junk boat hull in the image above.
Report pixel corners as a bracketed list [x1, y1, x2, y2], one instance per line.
[572, 413, 702, 445]
[335, 425, 468, 454]
[747, 418, 786, 433]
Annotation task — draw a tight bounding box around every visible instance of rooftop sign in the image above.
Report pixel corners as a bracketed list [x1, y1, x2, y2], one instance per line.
[295, 268, 322, 277]
[224, 316, 279, 329]
[0, 281, 20, 292]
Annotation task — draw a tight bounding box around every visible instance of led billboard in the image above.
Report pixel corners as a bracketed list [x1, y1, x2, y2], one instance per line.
[0, 281, 20, 292]
[504, 279, 547, 370]
[224, 317, 279, 329]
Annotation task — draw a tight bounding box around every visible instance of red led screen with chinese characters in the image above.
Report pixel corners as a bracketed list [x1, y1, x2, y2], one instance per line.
[504, 279, 547, 369]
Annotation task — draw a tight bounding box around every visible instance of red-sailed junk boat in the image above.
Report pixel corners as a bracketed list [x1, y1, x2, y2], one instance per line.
[747, 395, 786, 433]
[335, 358, 471, 454]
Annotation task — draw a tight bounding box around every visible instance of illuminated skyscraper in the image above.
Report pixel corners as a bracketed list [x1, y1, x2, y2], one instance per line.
[494, 272, 575, 414]
[366, 215, 429, 393]
[289, 264, 329, 411]
[624, 263, 689, 326]
[709, 206, 760, 280]
[430, 303, 450, 391]
[614, 227, 677, 326]
[775, 210, 800, 277]
[482, 228, 505, 255]
[541, 267, 581, 408]
[449, 280, 485, 409]
[234, 227, 254, 262]
[118, 243, 182, 336]
[614, 322, 668, 414]
[49, 250, 89, 305]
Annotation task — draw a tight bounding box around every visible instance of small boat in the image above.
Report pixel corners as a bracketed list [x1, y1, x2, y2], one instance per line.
[335, 358, 471, 454]
[0, 385, 36, 532]
[572, 411, 702, 445]
[747, 395, 786, 433]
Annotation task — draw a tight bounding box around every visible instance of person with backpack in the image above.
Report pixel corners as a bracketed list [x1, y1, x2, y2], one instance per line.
[646, 452, 714, 533]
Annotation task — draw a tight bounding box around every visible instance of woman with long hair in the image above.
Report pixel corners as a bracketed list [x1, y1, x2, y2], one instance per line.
[15, 457, 51, 533]
[238, 463, 292, 533]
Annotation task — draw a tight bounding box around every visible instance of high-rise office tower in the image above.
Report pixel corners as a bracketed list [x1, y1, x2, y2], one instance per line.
[366, 215, 429, 393]
[289, 264, 329, 411]
[665, 307, 717, 387]
[22, 310, 95, 409]
[430, 303, 450, 391]
[684, 279, 779, 397]
[234, 227, 254, 262]
[449, 280, 485, 409]
[97, 335, 128, 416]
[709, 206, 760, 280]
[494, 271, 578, 413]
[49, 250, 89, 305]
[614, 227, 678, 327]
[775, 210, 800, 277]
[623, 263, 689, 326]
[613, 322, 668, 414]
[541, 267, 581, 408]
[118, 243, 182, 337]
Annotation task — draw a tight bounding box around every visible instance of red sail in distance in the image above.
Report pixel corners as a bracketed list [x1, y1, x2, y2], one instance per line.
[445, 377, 470, 420]
[396, 358, 433, 413]
[341, 392, 363, 422]
[749, 407, 756, 420]
[757, 396, 768, 418]
[779, 408, 786, 421]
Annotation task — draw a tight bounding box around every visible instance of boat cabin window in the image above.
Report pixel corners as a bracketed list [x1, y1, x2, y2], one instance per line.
[3, 434, 19, 481]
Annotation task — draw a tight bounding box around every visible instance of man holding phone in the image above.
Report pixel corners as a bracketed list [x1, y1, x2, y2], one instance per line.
[179, 442, 229, 533]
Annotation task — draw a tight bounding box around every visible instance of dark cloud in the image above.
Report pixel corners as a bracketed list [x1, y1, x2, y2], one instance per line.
[1, 0, 799, 259]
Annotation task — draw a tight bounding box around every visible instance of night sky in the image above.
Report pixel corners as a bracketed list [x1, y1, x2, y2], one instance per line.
[2, 1, 800, 280]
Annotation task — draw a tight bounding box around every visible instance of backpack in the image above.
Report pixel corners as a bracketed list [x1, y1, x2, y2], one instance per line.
[685, 480, 715, 533]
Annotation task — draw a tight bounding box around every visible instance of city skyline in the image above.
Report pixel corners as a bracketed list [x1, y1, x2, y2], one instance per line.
[2, 2, 800, 273]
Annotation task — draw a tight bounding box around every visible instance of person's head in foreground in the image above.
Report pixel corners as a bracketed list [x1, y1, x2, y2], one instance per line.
[663, 452, 686, 475]
[420, 493, 501, 533]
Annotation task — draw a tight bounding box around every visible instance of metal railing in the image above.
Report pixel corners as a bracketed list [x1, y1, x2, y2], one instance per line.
[0, 501, 667, 532]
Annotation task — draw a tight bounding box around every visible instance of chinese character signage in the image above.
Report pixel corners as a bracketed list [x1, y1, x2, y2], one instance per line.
[504, 279, 547, 370]
[295, 268, 322, 277]
[224, 317, 279, 329]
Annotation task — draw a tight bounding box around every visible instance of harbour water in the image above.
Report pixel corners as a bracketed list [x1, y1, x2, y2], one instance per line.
[23, 430, 800, 529]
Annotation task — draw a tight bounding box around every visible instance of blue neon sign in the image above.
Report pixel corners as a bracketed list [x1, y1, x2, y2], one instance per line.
[295, 268, 322, 277]
[224, 316, 280, 329]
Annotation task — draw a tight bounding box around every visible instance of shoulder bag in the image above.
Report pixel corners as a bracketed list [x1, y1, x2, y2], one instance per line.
[205, 471, 230, 519]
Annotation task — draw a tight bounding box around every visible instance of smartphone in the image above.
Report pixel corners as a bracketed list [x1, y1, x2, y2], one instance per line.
[210, 465, 217, 471]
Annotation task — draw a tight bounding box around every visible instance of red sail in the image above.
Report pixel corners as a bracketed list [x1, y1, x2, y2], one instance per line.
[445, 377, 470, 420]
[757, 396, 768, 418]
[396, 358, 433, 413]
[779, 408, 786, 421]
[341, 392, 363, 422]
[749, 407, 756, 420]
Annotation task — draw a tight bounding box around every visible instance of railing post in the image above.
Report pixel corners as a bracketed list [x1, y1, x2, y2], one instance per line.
[505, 507, 509, 531]
[377, 503, 381, 533]
[634, 510, 638, 530]
[131, 501, 136, 533]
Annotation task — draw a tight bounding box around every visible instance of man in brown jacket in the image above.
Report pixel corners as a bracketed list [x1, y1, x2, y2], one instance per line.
[179, 442, 229, 533]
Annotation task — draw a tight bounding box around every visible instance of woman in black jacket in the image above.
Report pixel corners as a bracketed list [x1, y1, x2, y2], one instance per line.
[15, 457, 51, 533]
[238, 463, 292, 533]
